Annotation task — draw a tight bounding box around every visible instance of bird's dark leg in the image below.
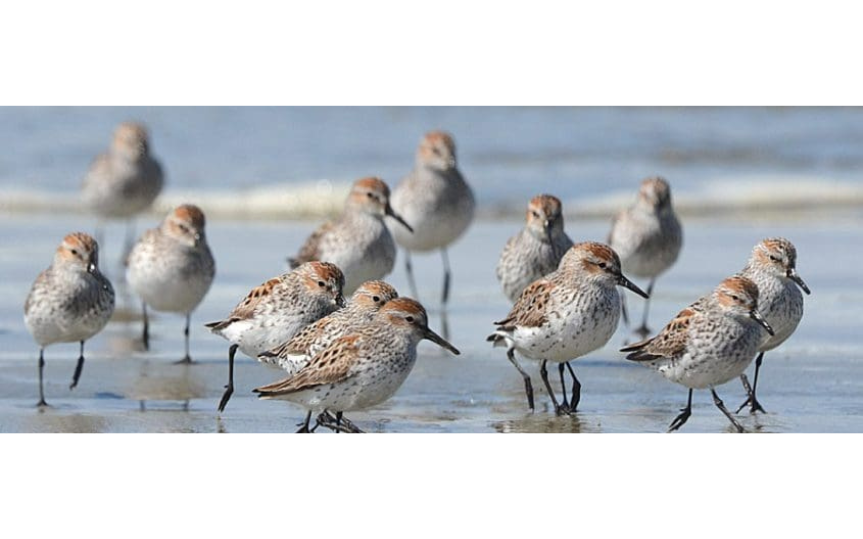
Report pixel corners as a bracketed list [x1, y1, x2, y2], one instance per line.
[566, 362, 582, 411]
[668, 388, 693, 432]
[540, 360, 567, 415]
[70, 341, 85, 390]
[217, 344, 239, 413]
[141, 302, 150, 351]
[506, 348, 534, 412]
[296, 411, 313, 433]
[441, 247, 452, 307]
[37, 348, 48, 407]
[175, 313, 193, 364]
[736, 353, 767, 414]
[713, 388, 745, 433]
[440, 308, 450, 342]
[404, 251, 419, 300]
[558, 363, 570, 413]
[635, 278, 656, 339]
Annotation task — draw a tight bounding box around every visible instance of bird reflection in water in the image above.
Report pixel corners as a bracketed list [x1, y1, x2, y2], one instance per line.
[491, 413, 586, 434]
[130, 361, 204, 412]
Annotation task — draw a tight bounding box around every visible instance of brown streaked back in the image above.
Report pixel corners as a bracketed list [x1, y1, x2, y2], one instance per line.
[622, 305, 697, 362]
[254, 334, 362, 397]
[205, 276, 283, 331]
[494, 279, 555, 330]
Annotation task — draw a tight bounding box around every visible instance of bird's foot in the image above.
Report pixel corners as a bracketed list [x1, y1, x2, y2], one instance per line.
[668, 408, 692, 433]
[555, 403, 573, 416]
[736, 395, 767, 415]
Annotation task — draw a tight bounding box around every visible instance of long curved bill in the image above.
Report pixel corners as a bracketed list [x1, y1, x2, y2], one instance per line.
[750, 309, 775, 336]
[423, 327, 460, 355]
[617, 274, 649, 299]
[386, 205, 414, 234]
[788, 268, 811, 295]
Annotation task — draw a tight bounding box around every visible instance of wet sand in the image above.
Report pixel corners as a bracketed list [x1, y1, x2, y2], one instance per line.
[1, 215, 861, 433]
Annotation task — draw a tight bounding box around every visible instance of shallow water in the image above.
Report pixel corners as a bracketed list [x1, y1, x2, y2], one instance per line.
[2, 214, 860, 433]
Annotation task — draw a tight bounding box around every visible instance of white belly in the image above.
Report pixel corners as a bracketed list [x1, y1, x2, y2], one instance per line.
[656, 351, 754, 390]
[511, 294, 621, 363]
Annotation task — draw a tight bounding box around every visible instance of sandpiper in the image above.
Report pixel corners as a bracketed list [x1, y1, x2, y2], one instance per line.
[81, 121, 164, 255]
[206, 262, 345, 412]
[608, 176, 682, 338]
[24, 232, 115, 406]
[735, 238, 810, 414]
[259, 280, 399, 376]
[389, 130, 475, 307]
[488, 242, 648, 415]
[497, 194, 574, 303]
[288, 177, 412, 294]
[622, 276, 775, 433]
[254, 297, 460, 433]
[126, 204, 216, 363]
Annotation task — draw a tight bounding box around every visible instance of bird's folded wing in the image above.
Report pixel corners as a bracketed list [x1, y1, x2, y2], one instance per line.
[205, 276, 283, 330]
[254, 334, 361, 396]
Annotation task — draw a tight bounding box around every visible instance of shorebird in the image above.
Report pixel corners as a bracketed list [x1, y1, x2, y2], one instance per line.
[389, 130, 475, 307]
[622, 276, 775, 433]
[288, 177, 412, 294]
[206, 262, 345, 413]
[24, 232, 115, 406]
[489, 242, 648, 415]
[126, 204, 216, 363]
[608, 176, 682, 338]
[254, 298, 459, 433]
[81, 121, 164, 257]
[497, 194, 574, 303]
[735, 238, 810, 414]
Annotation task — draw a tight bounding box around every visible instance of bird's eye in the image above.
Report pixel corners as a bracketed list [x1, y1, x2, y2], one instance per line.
[372, 296, 381, 303]
[731, 295, 740, 301]
[769, 255, 781, 262]
[366, 192, 374, 198]
[531, 211, 540, 218]
[405, 316, 415, 323]
[318, 281, 326, 287]
[70, 249, 79, 256]
[598, 262, 607, 269]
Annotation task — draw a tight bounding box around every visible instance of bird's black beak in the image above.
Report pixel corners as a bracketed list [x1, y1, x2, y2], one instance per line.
[750, 309, 775, 336]
[617, 273, 649, 299]
[787, 268, 811, 295]
[386, 205, 414, 234]
[423, 327, 460, 355]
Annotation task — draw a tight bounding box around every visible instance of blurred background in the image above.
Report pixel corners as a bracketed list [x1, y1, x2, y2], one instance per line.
[0, 106, 861, 433]
[2, 106, 863, 221]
